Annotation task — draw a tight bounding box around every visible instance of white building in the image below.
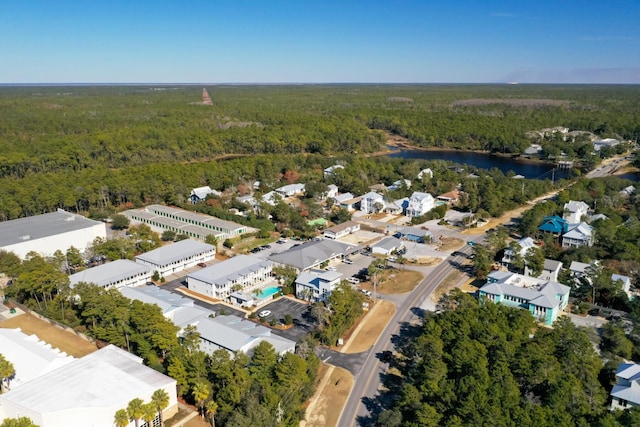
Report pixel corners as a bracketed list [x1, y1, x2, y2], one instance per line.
[135, 239, 215, 277]
[295, 270, 342, 302]
[360, 192, 385, 213]
[69, 259, 152, 290]
[324, 184, 339, 199]
[323, 221, 361, 240]
[261, 191, 281, 206]
[562, 222, 594, 248]
[189, 186, 221, 204]
[123, 204, 251, 241]
[275, 183, 305, 197]
[269, 239, 357, 272]
[417, 168, 433, 180]
[563, 200, 589, 224]
[527, 259, 562, 282]
[387, 179, 411, 191]
[324, 164, 344, 179]
[187, 255, 274, 301]
[405, 192, 435, 217]
[501, 237, 537, 267]
[371, 237, 404, 256]
[611, 363, 640, 410]
[0, 209, 107, 259]
[333, 193, 359, 211]
[196, 315, 295, 356]
[0, 344, 177, 427]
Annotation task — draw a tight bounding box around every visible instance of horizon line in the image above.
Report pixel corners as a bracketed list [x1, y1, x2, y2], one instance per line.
[1, 82, 640, 87]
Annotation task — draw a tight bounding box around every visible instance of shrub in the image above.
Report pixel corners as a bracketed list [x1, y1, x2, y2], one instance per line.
[284, 314, 293, 325]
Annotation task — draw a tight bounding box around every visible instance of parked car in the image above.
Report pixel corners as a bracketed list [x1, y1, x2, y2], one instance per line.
[258, 310, 271, 318]
[326, 266, 336, 271]
[343, 258, 354, 264]
[197, 262, 207, 268]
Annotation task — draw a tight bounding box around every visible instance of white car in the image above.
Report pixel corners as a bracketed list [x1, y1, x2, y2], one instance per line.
[326, 266, 336, 271]
[258, 310, 271, 318]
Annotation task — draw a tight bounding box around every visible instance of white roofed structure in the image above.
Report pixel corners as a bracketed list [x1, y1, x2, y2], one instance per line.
[69, 259, 152, 290]
[269, 239, 358, 272]
[0, 345, 178, 427]
[0, 209, 106, 259]
[135, 239, 215, 277]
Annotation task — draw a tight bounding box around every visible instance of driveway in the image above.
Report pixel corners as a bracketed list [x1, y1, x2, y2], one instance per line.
[258, 297, 317, 342]
[315, 347, 369, 376]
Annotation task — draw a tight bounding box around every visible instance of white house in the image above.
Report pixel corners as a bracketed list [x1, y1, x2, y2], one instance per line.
[387, 179, 411, 191]
[562, 222, 594, 248]
[69, 259, 152, 290]
[187, 255, 275, 301]
[324, 184, 339, 199]
[371, 237, 404, 256]
[611, 363, 640, 410]
[324, 164, 345, 179]
[323, 221, 361, 240]
[295, 269, 342, 302]
[262, 191, 281, 206]
[190, 186, 220, 204]
[269, 239, 357, 272]
[135, 239, 216, 278]
[563, 200, 589, 224]
[405, 192, 435, 218]
[501, 237, 537, 267]
[417, 168, 433, 180]
[527, 259, 562, 282]
[612, 273, 632, 298]
[275, 183, 305, 197]
[0, 209, 107, 259]
[333, 193, 359, 211]
[360, 192, 385, 214]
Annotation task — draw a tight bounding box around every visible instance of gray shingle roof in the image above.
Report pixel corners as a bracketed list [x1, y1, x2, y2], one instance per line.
[269, 239, 358, 270]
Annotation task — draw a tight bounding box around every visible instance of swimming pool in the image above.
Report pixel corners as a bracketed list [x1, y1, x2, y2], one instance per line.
[254, 286, 281, 299]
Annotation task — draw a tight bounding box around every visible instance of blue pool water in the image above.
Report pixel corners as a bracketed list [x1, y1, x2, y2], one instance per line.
[254, 286, 280, 299]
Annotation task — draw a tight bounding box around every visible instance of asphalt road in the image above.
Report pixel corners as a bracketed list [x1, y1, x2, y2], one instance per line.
[338, 255, 463, 427]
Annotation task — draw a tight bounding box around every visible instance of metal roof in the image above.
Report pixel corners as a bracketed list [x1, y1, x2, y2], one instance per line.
[188, 255, 272, 286]
[0, 209, 104, 248]
[269, 239, 358, 271]
[135, 239, 215, 266]
[69, 259, 151, 288]
[145, 204, 246, 232]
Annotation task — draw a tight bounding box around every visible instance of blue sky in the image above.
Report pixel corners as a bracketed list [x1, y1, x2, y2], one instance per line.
[2, 0, 639, 83]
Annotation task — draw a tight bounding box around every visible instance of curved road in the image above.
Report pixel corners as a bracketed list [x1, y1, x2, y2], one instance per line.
[337, 249, 471, 426]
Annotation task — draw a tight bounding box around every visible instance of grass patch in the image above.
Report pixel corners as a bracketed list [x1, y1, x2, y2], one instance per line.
[302, 365, 353, 427]
[431, 270, 466, 303]
[361, 269, 424, 294]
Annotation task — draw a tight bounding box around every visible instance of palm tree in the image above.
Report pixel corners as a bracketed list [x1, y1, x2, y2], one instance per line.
[114, 409, 129, 427]
[141, 403, 156, 427]
[205, 400, 218, 427]
[127, 398, 144, 427]
[151, 388, 170, 426]
[191, 380, 210, 416]
[0, 354, 15, 393]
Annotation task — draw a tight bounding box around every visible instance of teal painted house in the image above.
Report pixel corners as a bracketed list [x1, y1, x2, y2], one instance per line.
[479, 271, 570, 325]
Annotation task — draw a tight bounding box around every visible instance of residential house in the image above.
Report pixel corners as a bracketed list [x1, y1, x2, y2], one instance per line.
[237, 195, 259, 212]
[569, 260, 597, 280]
[324, 164, 345, 179]
[262, 191, 281, 206]
[360, 192, 385, 213]
[295, 269, 342, 302]
[593, 138, 621, 152]
[332, 192, 359, 211]
[563, 200, 589, 224]
[612, 273, 632, 298]
[437, 190, 460, 205]
[538, 215, 568, 237]
[561, 222, 594, 248]
[325, 184, 339, 199]
[387, 179, 411, 191]
[610, 363, 640, 410]
[383, 199, 405, 215]
[187, 255, 275, 301]
[269, 239, 358, 272]
[405, 191, 435, 218]
[527, 259, 562, 282]
[190, 186, 220, 204]
[621, 186, 636, 197]
[478, 271, 570, 326]
[275, 183, 305, 197]
[417, 168, 433, 180]
[323, 221, 361, 240]
[371, 237, 404, 256]
[501, 237, 537, 268]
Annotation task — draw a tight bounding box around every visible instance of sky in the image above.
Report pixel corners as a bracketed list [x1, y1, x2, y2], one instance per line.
[1, 0, 639, 84]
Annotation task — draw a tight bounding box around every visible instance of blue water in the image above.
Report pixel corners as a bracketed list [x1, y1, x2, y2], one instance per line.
[388, 149, 572, 180]
[254, 286, 280, 299]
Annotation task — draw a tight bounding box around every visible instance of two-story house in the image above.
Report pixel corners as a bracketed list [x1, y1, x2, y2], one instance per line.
[405, 191, 435, 218]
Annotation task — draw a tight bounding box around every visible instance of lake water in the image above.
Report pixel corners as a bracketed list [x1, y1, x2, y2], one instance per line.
[388, 148, 570, 180]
